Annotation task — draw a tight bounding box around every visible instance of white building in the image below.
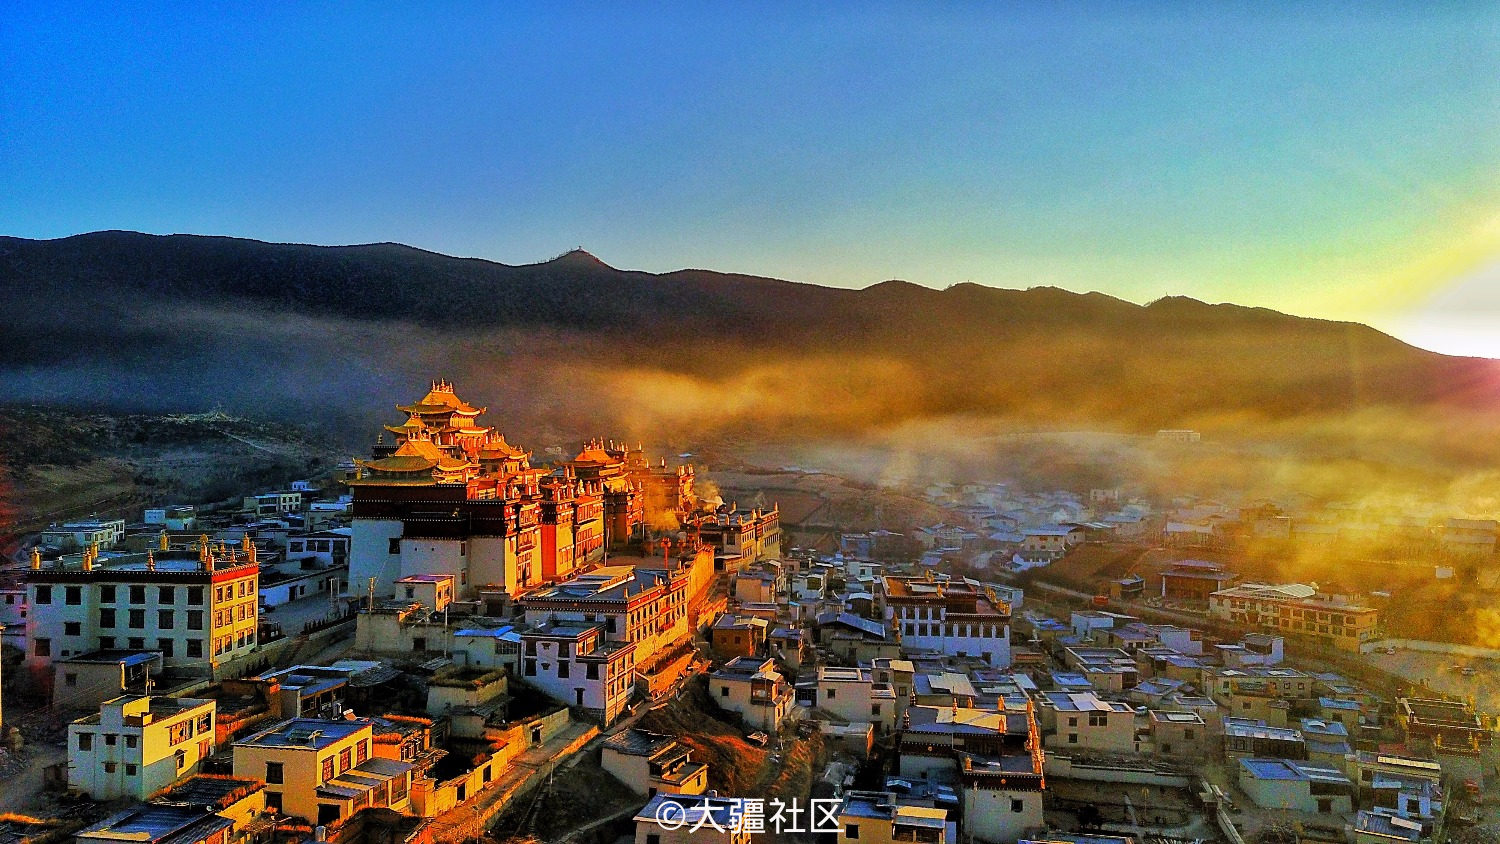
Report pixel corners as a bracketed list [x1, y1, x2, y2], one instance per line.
[144, 507, 198, 532]
[709, 656, 795, 731]
[1237, 758, 1355, 814]
[882, 576, 1012, 668]
[1037, 691, 1140, 754]
[518, 621, 636, 725]
[41, 518, 127, 551]
[25, 543, 260, 685]
[815, 666, 897, 734]
[68, 695, 216, 800]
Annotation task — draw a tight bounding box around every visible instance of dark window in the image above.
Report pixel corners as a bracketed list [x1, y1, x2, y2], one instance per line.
[159, 586, 175, 603]
[412, 637, 426, 651]
[64, 621, 81, 636]
[100, 585, 116, 603]
[558, 660, 569, 679]
[188, 587, 203, 604]
[98, 636, 114, 649]
[1011, 798, 1024, 812]
[34, 638, 50, 657]
[187, 611, 203, 630]
[100, 608, 116, 628]
[187, 639, 203, 658]
[64, 673, 77, 686]
[265, 791, 282, 811]
[126, 764, 138, 776]
[65, 586, 81, 606]
[721, 686, 730, 697]
[845, 825, 860, 840]
[129, 586, 145, 604]
[128, 637, 144, 649]
[129, 609, 145, 629]
[318, 804, 340, 826]
[586, 663, 598, 679]
[524, 658, 537, 676]
[158, 638, 174, 657]
[388, 538, 401, 555]
[159, 610, 174, 629]
[33, 586, 51, 605]
[78, 732, 92, 750]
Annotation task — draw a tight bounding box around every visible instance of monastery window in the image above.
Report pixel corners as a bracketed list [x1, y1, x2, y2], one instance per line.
[65, 587, 81, 606]
[100, 585, 115, 603]
[64, 621, 81, 636]
[187, 610, 203, 630]
[77, 732, 92, 751]
[159, 639, 173, 657]
[159, 610, 174, 629]
[160, 586, 175, 603]
[187, 639, 202, 658]
[98, 636, 114, 649]
[129, 586, 145, 604]
[128, 609, 144, 629]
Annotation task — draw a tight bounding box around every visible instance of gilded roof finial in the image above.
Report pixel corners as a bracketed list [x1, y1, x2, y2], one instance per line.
[30, 547, 41, 570]
[146, 551, 156, 571]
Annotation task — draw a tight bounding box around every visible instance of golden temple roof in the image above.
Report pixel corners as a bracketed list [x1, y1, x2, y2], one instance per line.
[356, 455, 438, 473]
[397, 381, 485, 416]
[573, 444, 617, 464]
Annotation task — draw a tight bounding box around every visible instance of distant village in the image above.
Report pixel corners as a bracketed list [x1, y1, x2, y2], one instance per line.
[2, 384, 1498, 844]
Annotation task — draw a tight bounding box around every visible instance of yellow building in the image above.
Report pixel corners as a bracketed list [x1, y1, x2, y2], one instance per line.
[1208, 583, 1378, 652]
[232, 717, 414, 827]
[837, 791, 947, 844]
[68, 694, 217, 800]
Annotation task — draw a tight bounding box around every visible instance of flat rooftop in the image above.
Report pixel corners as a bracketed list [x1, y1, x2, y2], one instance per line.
[236, 717, 370, 749]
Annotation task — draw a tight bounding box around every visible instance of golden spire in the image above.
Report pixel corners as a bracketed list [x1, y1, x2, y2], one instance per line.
[30, 547, 41, 570]
[159, 530, 169, 552]
[82, 544, 95, 572]
[146, 551, 156, 571]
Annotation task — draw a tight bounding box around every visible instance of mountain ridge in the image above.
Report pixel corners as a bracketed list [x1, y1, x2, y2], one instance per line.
[0, 230, 1494, 446]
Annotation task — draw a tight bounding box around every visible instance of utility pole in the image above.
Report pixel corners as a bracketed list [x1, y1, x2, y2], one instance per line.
[0, 622, 6, 739]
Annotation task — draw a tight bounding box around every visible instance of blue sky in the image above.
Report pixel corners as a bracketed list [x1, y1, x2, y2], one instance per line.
[4, 3, 1498, 353]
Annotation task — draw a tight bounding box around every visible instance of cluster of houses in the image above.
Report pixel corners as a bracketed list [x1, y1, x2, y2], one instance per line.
[841, 483, 1153, 572]
[6, 386, 1497, 844]
[1163, 499, 1500, 559]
